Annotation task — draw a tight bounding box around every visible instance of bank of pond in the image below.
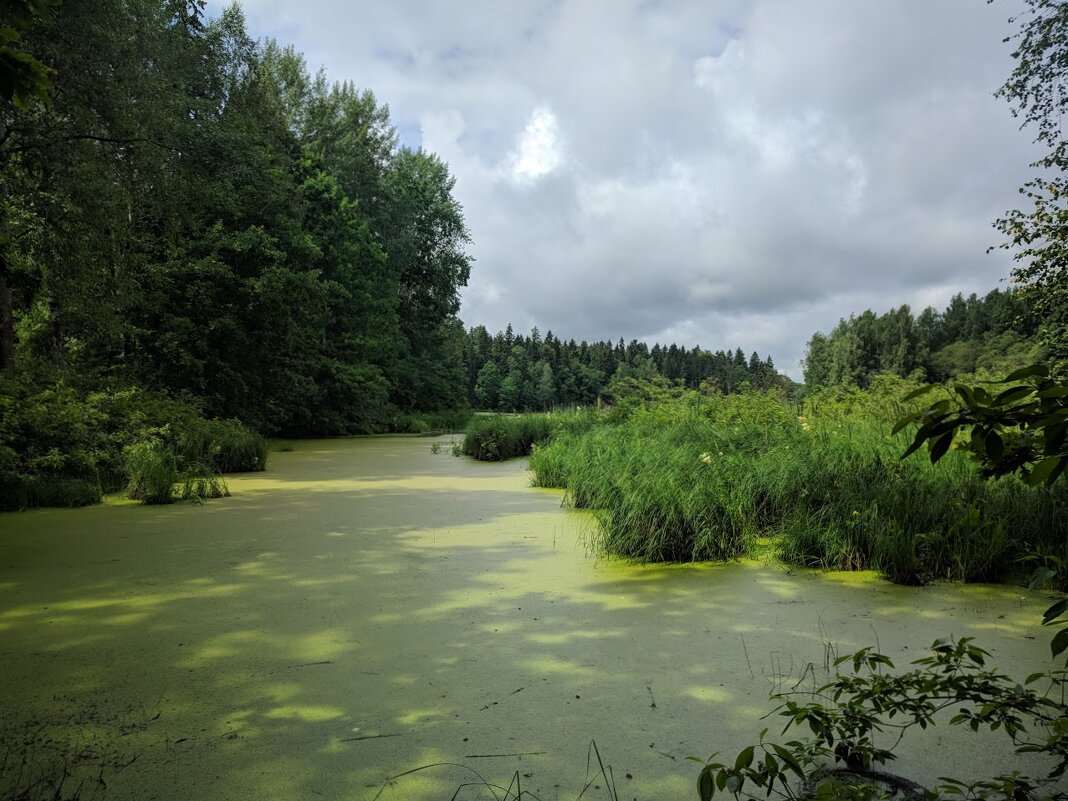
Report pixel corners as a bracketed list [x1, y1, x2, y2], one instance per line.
[463, 377, 1068, 590]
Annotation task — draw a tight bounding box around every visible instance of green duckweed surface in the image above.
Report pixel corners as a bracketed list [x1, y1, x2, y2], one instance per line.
[0, 436, 1058, 800]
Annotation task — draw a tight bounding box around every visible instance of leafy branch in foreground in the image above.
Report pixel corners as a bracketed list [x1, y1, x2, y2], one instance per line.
[694, 638, 1068, 801]
[893, 363, 1068, 487]
[894, 363, 1068, 659]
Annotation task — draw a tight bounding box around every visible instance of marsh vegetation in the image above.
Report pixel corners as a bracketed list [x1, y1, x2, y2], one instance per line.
[461, 376, 1068, 589]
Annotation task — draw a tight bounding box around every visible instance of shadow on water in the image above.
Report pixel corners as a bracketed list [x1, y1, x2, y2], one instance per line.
[0, 435, 1057, 800]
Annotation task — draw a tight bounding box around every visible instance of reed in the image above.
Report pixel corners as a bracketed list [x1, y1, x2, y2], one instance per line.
[526, 384, 1068, 585]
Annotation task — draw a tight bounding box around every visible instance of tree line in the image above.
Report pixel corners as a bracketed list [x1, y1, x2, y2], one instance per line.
[803, 288, 1041, 391]
[1, 0, 471, 436]
[460, 325, 787, 411]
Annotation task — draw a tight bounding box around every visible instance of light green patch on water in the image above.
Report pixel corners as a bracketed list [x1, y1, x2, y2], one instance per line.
[0, 435, 1059, 800]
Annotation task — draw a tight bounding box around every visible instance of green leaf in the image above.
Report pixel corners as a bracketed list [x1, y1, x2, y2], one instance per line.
[1002, 364, 1049, 382]
[735, 745, 755, 770]
[725, 775, 743, 795]
[1024, 456, 1063, 486]
[901, 434, 927, 460]
[1051, 627, 1068, 659]
[698, 768, 715, 801]
[770, 745, 805, 778]
[930, 431, 954, 463]
[902, 384, 938, 401]
[891, 414, 917, 436]
[763, 753, 778, 774]
[983, 429, 1004, 460]
[994, 385, 1035, 405]
[1043, 598, 1068, 624]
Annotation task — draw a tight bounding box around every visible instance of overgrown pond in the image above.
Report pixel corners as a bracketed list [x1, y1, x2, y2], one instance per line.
[0, 436, 1057, 800]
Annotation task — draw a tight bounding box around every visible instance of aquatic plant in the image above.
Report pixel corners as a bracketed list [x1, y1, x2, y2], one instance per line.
[124, 439, 228, 505]
[526, 383, 1068, 583]
[462, 410, 596, 461]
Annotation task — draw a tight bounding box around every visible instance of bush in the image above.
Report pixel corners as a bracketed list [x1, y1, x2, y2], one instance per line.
[695, 638, 1068, 801]
[0, 370, 260, 510]
[177, 418, 267, 473]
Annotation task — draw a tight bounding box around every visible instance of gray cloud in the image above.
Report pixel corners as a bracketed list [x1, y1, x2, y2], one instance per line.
[228, 0, 1039, 378]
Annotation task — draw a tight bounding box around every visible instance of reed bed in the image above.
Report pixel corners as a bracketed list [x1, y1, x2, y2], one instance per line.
[462, 410, 598, 461]
[521, 382, 1067, 586]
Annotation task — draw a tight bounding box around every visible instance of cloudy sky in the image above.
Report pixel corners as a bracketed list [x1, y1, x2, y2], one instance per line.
[215, 0, 1039, 378]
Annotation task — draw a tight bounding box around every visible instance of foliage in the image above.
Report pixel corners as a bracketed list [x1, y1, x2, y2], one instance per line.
[0, 369, 261, 509]
[694, 638, 1068, 801]
[462, 411, 595, 461]
[524, 381, 1066, 580]
[896, 363, 1068, 487]
[0, 0, 57, 110]
[803, 290, 1040, 391]
[992, 0, 1068, 356]
[124, 438, 228, 505]
[2, 0, 472, 447]
[897, 362, 1068, 668]
[461, 324, 790, 413]
[389, 409, 474, 435]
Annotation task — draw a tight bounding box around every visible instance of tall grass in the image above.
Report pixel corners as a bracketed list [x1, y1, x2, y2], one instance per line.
[526, 380, 1068, 585]
[124, 438, 229, 505]
[462, 410, 597, 461]
[177, 418, 267, 473]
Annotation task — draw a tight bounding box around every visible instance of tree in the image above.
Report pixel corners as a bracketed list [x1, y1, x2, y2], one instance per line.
[0, 0, 57, 109]
[474, 361, 501, 409]
[381, 147, 472, 410]
[498, 368, 523, 411]
[532, 360, 555, 410]
[993, 0, 1068, 356]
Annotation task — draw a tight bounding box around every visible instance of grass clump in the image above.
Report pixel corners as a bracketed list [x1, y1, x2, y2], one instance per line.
[124, 438, 229, 505]
[526, 375, 1068, 585]
[462, 410, 596, 461]
[177, 418, 267, 473]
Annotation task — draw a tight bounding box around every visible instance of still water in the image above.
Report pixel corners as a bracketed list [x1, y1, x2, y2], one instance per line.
[0, 436, 1056, 800]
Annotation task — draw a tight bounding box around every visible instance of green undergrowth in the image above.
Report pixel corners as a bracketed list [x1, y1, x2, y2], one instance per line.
[389, 409, 474, 435]
[525, 375, 1068, 585]
[0, 370, 266, 510]
[461, 409, 598, 461]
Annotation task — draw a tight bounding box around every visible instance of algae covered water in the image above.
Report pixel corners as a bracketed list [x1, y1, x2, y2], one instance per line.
[0, 437, 1056, 800]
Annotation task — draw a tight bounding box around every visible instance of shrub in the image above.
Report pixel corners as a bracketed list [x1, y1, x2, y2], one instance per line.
[0, 370, 257, 509]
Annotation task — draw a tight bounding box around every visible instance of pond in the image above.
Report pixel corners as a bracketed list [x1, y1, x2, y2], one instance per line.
[0, 436, 1056, 800]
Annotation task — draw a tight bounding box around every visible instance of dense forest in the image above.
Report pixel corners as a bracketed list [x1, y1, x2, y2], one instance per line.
[1, 0, 471, 436]
[803, 288, 1041, 390]
[458, 325, 784, 411]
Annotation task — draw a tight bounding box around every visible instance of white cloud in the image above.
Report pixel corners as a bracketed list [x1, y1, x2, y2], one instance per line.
[508, 106, 564, 184]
